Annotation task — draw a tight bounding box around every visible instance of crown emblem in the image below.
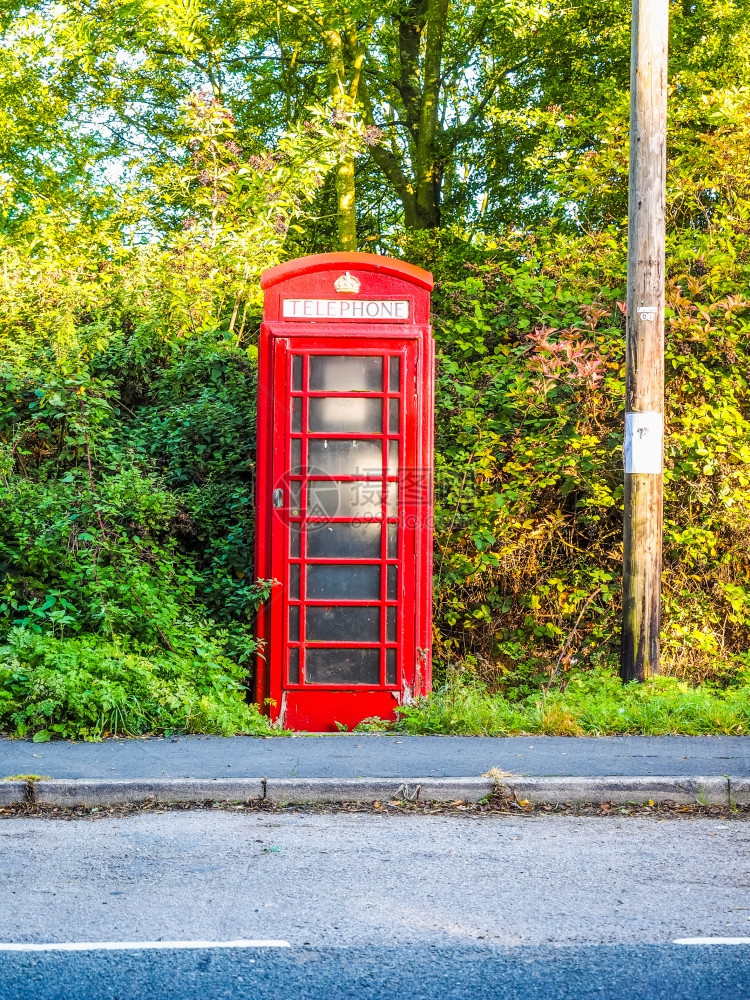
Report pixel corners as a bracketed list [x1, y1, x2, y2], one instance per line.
[334, 271, 361, 294]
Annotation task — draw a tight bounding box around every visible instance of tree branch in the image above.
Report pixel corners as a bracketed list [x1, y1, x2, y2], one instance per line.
[442, 56, 531, 151]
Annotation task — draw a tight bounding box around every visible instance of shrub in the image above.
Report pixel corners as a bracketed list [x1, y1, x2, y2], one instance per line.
[400, 217, 750, 689]
[0, 628, 273, 741]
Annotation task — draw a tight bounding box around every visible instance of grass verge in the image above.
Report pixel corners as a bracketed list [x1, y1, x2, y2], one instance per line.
[2, 632, 748, 740]
[393, 669, 750, 736]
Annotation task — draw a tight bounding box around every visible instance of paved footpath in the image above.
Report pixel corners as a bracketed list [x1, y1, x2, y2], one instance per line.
[2, 733, 748, 780]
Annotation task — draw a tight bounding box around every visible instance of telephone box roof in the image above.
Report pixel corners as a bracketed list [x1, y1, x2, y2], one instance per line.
[260, 252, 434, 292]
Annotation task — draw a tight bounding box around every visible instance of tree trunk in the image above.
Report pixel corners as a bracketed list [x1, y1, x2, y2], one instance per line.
[322, 27, 363, 252]
[413, 0, 449, 228]
[360, 0, 448, 231]
[334, 155, 357, 251]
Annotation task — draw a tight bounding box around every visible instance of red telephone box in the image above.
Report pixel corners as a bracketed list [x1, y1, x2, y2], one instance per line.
[254, 252, 434, 731]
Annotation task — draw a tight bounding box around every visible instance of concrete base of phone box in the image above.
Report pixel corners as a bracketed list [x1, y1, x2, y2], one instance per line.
[279, 689, 401, 731]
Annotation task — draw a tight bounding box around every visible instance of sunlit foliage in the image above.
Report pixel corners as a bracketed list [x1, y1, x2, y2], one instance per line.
[2, 1, 750, 736]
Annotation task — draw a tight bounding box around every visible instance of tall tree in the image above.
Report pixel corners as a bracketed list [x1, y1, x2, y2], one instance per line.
[9, 0, 750, 242]
[358, 1, 542, 230]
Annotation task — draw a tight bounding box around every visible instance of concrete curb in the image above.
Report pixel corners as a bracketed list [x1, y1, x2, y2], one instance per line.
[32, 778, 265, 807]
[729, 777, 750, 806]
[264, 777, 494, 804]
[0, 775, 743, 808]
[500, 775, 730, 807]
[0, 781, 27, 805]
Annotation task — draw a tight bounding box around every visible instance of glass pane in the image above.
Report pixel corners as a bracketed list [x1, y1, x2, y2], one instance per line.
[387, 481, 398, 517]
[389, 356, 400, 392]
[387, 565, 398, 600]
[308, 439, 382, 477]
[289, 481, 301, 516]
[290, 438, 302, 474]
[290, 564, 300, 600]
[387, 523, 398, 558]
[292, 397, 302, 432]
[292, 356, 303, 391]
[309, 356, 383, 392]
[386, 648, 397, 685]
[387, 606, 397, 642]
[307, 606, 380, 642]
[308, 481, 382, 519]
[307, 565, 380, 600]
[309, 397, 382, 433]
[306, 648, 380, 685]
[290, 523, 301, 558]
[289, 605, 300, 641]
[388, 440, 398, 476]
[388, 398, 400, 433]
[307, 522, 381, 559]
[288, 647, 300, 684]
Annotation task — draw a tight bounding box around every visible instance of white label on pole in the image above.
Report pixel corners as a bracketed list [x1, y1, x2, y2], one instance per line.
[636, 305, 657, 322]
[283, 298, 410, 320]
[624, 411, 663, 474]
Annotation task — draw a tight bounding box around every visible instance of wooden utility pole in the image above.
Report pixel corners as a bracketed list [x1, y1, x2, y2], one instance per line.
[621, 0, 669, 682]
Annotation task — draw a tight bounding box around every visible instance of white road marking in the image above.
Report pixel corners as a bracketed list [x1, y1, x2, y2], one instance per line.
[674, 938, 750, 945]
[0, 940, 291, 952]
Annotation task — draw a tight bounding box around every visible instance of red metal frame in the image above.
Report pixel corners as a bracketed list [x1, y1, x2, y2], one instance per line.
[255, 253, 434, 731]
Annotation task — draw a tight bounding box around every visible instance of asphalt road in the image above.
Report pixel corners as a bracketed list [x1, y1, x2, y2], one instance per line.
[2, 944, 749, 999]
[2, 733, 749, 780]
[1, 811, 749, 998]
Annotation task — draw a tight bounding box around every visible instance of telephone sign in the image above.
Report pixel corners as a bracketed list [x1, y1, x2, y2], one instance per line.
[255, 252, 434, 731]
